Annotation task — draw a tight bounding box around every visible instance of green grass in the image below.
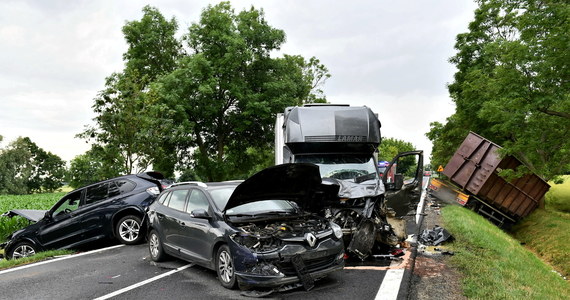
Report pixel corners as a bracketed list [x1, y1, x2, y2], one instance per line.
[509, 175, 570, 278]
[0, 249, 74, 270]
[441, 205, 570, 299]
[545, 175, 570, 213]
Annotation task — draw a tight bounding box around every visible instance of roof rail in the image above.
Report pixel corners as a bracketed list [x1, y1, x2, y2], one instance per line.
[169, 181, 208, 188]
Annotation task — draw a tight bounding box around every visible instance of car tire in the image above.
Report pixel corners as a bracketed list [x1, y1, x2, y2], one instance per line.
[116, 215, 144, 245]
[8, 241, 37, 259]
[216, 245, 237, 289]
[148, 230, 167, 262]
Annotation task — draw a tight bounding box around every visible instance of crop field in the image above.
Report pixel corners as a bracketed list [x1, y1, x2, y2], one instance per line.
[0, 192, 64, 242]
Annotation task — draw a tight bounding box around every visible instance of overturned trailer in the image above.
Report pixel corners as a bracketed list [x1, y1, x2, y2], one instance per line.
[441, 132, 550, 226]
[275, 104, 423, 260]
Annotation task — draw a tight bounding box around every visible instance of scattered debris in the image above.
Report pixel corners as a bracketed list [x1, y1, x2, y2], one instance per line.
[419, 225, 453, 246]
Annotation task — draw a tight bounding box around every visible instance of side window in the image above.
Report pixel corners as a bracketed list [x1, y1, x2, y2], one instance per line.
[167, 189, 189, 211]
[186, 190, 210, 214]
[157, 192, 170, 205]
[85, 183, 109, 205]
[108, 182, 121, 198]
[116, 180, 136, 194]
[52, 190, 82, 217]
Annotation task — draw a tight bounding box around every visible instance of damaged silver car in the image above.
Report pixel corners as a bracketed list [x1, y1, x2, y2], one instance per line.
[146, 164, 345, 291]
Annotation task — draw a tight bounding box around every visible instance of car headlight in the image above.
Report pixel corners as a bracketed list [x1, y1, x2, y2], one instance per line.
[330, 222, 343, 239]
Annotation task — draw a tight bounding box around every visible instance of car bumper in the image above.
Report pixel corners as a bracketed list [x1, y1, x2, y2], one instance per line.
[235, 251, 345, 289]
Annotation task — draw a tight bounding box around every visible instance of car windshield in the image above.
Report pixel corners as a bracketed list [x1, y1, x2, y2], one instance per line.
[225, 200, 297, 216]
[296, 154, 379, 183]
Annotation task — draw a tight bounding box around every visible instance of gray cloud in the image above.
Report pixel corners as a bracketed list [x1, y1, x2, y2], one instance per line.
[0, 0, 477, 164]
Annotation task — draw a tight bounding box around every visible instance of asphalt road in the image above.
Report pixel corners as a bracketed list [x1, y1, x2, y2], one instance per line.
[0, 244, 397, 300]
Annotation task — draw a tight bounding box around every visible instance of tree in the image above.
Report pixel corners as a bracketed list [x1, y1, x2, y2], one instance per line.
[150, 2, 328, 181]
[428, 0, 570, 180]
[0, 137, 66, 194]
[79, 6, 182, 175]
[67, 145, 123, 189]
[378, 137, 417, 177]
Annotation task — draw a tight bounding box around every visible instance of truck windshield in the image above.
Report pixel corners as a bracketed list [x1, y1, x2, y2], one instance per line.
[296, 155, 379, 182]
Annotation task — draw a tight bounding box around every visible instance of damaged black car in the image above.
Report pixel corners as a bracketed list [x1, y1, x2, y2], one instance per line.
[146, 163, 345, 291]
[1, 172, 164, 259]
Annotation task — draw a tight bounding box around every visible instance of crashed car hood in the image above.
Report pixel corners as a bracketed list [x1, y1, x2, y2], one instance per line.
[224, 163, 339, 212]
[2, 209, 48, 222]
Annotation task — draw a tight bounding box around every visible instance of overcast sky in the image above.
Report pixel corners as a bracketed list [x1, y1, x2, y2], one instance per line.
[0, 0, 478, 166]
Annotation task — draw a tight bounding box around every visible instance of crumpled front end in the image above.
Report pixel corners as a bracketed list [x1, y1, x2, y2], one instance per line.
[227, 217, 345, 290]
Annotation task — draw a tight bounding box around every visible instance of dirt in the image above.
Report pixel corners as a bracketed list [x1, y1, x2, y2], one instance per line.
[408, 195, 467, 300]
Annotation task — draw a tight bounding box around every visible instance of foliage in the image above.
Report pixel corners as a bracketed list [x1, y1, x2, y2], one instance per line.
[442, 205, 570, 299]
[427, 0, 570, 181]
[67, 145, 123, 189]
[0, 192, 64, 241]
[378, 137, 418, 178]
[78, 5, 182, 175]
[0, 137, 66, 194]
[80, 3, 329, 180]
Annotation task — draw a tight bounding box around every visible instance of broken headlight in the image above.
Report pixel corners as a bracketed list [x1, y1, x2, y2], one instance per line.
[330, 222, 343, 239]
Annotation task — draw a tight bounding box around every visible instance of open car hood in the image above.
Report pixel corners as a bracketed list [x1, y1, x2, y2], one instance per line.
[224, 163, 339, 212]
[2, 209, 48, 222]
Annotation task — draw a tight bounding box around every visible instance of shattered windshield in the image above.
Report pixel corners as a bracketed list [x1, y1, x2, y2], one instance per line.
[296, 155, 379, 183]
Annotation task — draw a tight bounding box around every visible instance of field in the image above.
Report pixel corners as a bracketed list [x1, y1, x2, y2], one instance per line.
[0, 192, 64, 242]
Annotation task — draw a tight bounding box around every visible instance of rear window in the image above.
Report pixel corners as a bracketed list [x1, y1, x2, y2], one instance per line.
[115, 179, 136, 194]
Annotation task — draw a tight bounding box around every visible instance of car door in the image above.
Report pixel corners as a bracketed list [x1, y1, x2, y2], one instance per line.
[160, 189, 190, 251]
[383, 151, 424, 217]
[78, 181, 118, 242]
[36, 189, 84, 249]
[177, 189, 213, 263]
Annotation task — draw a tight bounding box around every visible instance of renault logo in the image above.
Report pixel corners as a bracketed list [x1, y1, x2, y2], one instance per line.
[305, 233, 317, 247]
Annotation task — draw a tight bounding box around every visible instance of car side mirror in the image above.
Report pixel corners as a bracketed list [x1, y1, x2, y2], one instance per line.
[44, 211, 52, 221]
[190, 209, 210, 219]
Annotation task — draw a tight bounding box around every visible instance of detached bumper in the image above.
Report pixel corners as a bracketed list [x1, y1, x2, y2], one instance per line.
[236, 251, 345, 289]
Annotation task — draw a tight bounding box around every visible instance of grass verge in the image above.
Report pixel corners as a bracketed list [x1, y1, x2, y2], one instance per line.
[0, 249, 74, 271]
[441, 205, 570, 299]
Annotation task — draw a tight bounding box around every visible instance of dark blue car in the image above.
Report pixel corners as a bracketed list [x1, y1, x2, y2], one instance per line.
[1, 172, 164, 259]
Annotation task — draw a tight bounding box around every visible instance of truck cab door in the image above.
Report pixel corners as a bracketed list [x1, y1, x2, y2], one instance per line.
[383, 151, 424, 217]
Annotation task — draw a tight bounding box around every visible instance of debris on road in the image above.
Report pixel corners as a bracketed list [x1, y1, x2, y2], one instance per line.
[418, 225, 453, 246]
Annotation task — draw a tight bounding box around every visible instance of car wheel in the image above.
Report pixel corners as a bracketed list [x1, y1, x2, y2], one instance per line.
[148, 230, 167, 262]
[216, 245, 237, 289]
[8, 242, 37, 259]
[116, 215, 144, 245]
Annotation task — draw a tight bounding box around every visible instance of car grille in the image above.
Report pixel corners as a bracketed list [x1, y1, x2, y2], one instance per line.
[277, 254, 338, 276]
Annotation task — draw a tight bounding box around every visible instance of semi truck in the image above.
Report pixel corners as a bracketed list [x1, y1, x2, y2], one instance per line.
[275, 104, 423, 259]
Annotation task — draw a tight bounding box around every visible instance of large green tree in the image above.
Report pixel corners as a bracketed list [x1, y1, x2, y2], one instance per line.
[81, 3, 329, 180]
[79, 6, 182, 175]
[0, 137, 66, 194]
[428, 0, 570, 180]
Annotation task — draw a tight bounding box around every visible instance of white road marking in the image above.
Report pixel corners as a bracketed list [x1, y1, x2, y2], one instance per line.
[375, 269, 405, 300]
[93, 264, 193, 300]
[0, 244, 125, 275]
[375, 177, 429, 300]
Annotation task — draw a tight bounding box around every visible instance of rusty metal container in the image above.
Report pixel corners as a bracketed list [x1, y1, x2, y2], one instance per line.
[443, 132, 550, 219]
